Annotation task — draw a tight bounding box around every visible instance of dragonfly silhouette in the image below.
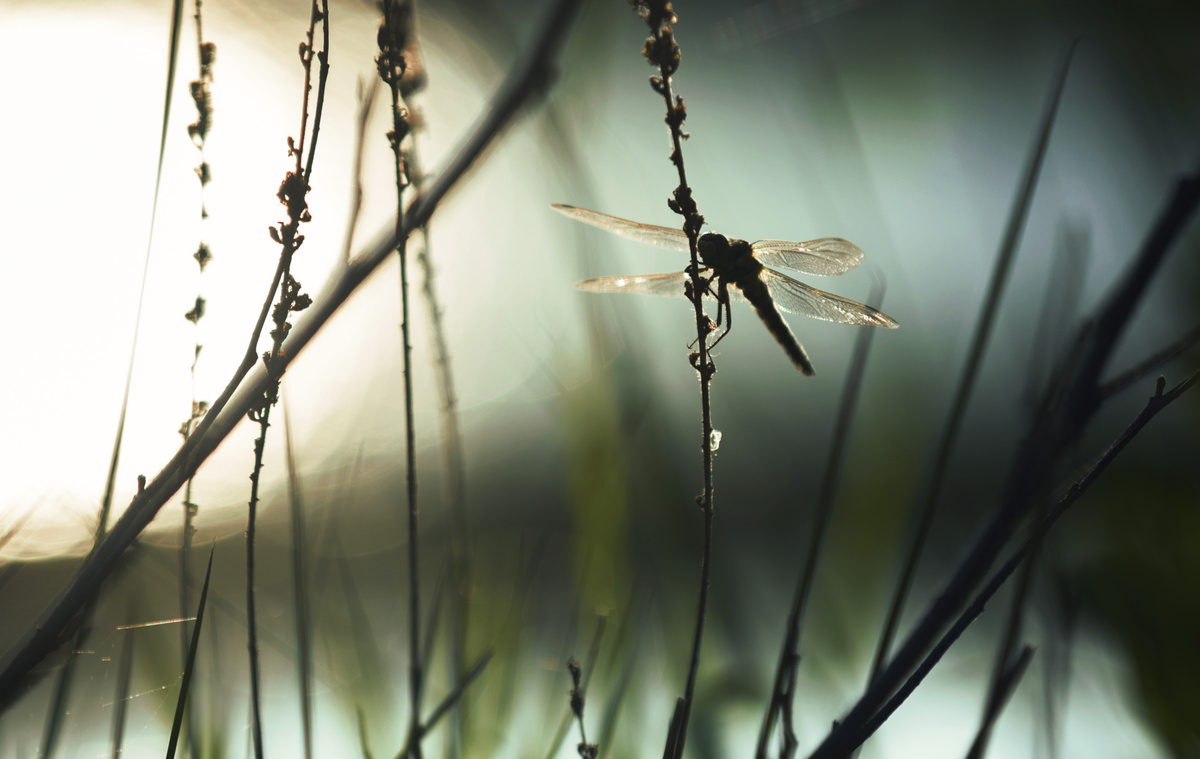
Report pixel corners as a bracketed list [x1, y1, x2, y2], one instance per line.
[554, 204, 898, 375]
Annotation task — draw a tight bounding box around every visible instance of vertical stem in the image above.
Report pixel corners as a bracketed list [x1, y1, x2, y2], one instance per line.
[640, 22, 715, 757]
[247, 420, 268, 759]
[384, 51, 422, 753]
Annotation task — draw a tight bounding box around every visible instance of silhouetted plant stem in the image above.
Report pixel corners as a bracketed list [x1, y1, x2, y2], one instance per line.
[626, 4, 713, 757]
[757, 281, 886, 759]
[376, 2, 423, 754]
[244, 3, 328, 756]
[567, 657, 599, 758]
[0, 0, 580, 702]
[180, 6, 216, 754]
[867, 41, 1077, 697]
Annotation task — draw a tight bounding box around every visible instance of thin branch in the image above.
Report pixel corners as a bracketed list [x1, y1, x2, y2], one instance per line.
[543, 613, 608, 759]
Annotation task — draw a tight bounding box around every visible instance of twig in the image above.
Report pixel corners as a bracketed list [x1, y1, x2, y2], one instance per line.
[0, 0, 583, 705]
[567, 657, 599, 758]
[543, 614, 608, 759]
[1097, 324, 1200, 400]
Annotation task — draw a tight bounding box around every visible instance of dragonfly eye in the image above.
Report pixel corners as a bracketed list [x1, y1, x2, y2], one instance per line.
[698, 233, 729, 265]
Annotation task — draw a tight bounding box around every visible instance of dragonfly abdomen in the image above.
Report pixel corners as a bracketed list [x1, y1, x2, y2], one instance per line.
[736, 278, 816, 375]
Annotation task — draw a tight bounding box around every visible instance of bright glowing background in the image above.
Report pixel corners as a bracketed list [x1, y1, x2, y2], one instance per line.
[0, 1, 590, 555]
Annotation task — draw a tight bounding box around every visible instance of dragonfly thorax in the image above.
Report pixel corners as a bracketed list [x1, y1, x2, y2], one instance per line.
[698, 233, 761, 280]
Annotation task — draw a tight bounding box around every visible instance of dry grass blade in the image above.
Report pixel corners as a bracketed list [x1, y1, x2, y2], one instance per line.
[284, 401, 315, 759]
[46, 1, 188, 747]
[1097, 324, 1200, 399]
[834, 368, 1200, 753]
[166, 545, 215, 759]
[0, 0, 583, 705]
[357, 705, 377, 759]
[395, 651, 495, 759]
[964, 646, 1036, 759]
[867, 39, 1079, 694]
[810, 100, 1200, 759]
[419, 562, 449, 677]
[108, 604, 137, 759]
[98, 0, 187, 545]
[340, 77, 380, 267]
[419, 651, 494, 738]
[334, 544, 394, 721]
[757, 280, 886, 758]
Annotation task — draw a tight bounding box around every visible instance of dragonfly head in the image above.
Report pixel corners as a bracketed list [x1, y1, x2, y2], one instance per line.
[699, 233, 754, 272]
[697, 232, 733, 268]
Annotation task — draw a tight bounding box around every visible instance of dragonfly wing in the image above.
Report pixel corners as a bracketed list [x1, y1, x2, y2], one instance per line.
[553, 204, 690, 252]
[751, 238, 864, 276]
[577, 272, 692, 298]
[760, 269, 898, 327]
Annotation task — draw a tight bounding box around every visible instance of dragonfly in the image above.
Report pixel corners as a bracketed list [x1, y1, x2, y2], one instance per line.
[554, 204, 898, 375]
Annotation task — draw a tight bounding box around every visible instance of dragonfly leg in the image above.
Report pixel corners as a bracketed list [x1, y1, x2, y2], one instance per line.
[708, 288, 733, 350]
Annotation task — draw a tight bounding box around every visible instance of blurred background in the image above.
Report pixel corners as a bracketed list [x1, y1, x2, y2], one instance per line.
[0, 0, 1197, 756]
